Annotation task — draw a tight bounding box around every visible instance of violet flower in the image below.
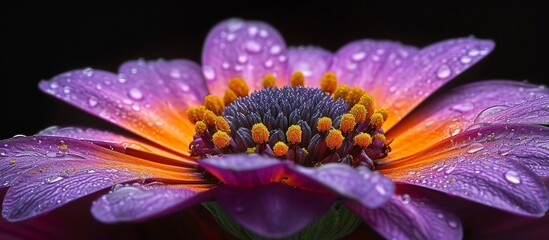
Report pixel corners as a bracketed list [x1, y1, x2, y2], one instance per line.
[1, 18, 548, 239]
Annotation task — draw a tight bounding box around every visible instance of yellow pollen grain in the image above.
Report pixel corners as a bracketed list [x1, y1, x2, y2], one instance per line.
[262, 74, 276, 88]
[251, 123, 270, 144]
[326, 129, 344, 150]
[320, 72, 337, 94]
[349, 104, 367, 123]
[223, 89, 238, 105]
[194, 121, 207, 135]
[290, 71, 305, 87]
[373, 134, 387, 144]
[9, 159, 16, 165]
[345, 87, 365, 105]
[212, 131, 231, 148]
[339, 113, 356, 133]
[316, 117, 332, 133]
[185, 106, 207, 123]
[215, 116, 231, 134]
[353, 133, 372, 147]
[359, 93, 376, 119]
[228, 77, 250, 97]
[273, 141, 289, 157]
[301, 148, 309, 155]
[333, 84, 349, 101]
[286, 125, 302, 144]
[202, 110, 217, 126]
[58, 144, 68, 151]
[204, 95, 224, 115]
[246, 147, 257, 154]
[377, 108, 389, 121]
[370, 112, 385, 129]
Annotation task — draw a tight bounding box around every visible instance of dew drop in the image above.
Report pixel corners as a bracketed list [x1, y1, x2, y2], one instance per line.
[467, 143, 485, 154]
[447, 220, 458, 228]
[50, 82, 59, 89]
[504, 170, 521, 184]
[118, 74, 127, 83]
[450, 103, 474, 112]
[226, 33, 236, 42]
[83, 67, 94, 77]
[46, 176, 64, 183]
[278, 55, 287, 62]
[269, 44, 281, 55]
[401, 194, 411, 204]
[259, 29, 269, 38]
[375, 184, 387, 196]
[352, 51, 366, 61]
[222, 62, 230, 70]
[86, 170, 96, 174]
[474, 105, 509, 123]
[264, 59, 274, 68]
[170, 69, 181, 78]
[436, 64, 452, 79]
[46, 151, 57, 158]
[245, 40, 262, 53]
[63, 86, 71, 94]
[88, 97, 98, 108]
[468, 48, 480, 57]
[132, 104, 141, 111]
[237, 54, 248, 63]
[203, 66, 216, 81]
[248, 26, 258, 36]
[128, 88, 144, 100]
[460, 55, 472, 64]
[437, 213, 444, 219]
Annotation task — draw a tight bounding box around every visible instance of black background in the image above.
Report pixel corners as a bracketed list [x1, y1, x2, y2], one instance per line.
[2, 1, 547, 139]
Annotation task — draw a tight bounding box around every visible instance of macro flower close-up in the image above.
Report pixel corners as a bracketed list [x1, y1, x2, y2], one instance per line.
[2, 10, 549, 240]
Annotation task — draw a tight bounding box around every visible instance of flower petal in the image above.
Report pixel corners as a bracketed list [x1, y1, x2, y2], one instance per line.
[331, 38, 494, 129]
[346, 184, 462, 240]
[288, 46, 332, 87]
[2, 160, 148, 221]
[387, 80, 549, 159]
[202, 18, 289, 95]
[91, 183, 214, 223]
[217, 183, 336, 239]
[0, 136, 201, 189]
[288, 164, 394, 208]
[39, 59, 205, 155]
[199, 154, 289, 188]
[381, 124, 549, 216]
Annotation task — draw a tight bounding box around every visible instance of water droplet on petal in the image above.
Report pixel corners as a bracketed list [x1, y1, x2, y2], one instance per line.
[375, 184, 387, 196]
[436, 64, 452, 79]
[46, 176, 64, 183]
[88, 97, 98, 108]
[170, 69, 181, 78]
[128, 88, 144, 100]
[203, 66, 215, 81]
[447, 219, 458, 228]
[118, 74, 127, 83]
[467, 143, 485, 154]
[222, 62, 230, 70]
[245, 40, 262, 53]
[83, 68, 94, 77]
[46, 151, 57, 158]
[474, 105, 509, 123]
[450, 103, 474, 112]
[352, 51, 366, 61]
[401, 194, 411, 204]
[468, 48, 480, 56]
[132, 104, 141, 111]
[504, 170, 521, 184]
[226, 33, 236, 42]
[248, 26, 258, 36]
[264, 59, 274, 68]
[269, 44, 281, 55]
[259, 29, 269, 38]
[460, 55, 472, 64]
[437, 213, 444, 219]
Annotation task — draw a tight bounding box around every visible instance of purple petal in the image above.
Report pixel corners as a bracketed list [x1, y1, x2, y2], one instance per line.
[331, 38, 493, 129]
[388, 80, 549, 159]
[346, 184, 462, 240]
[288, 164, 394, 208]
[202, 18, 289, 95]
[382, 124, 549, 216]
[199, 154, 289, 188]
[39, 59, 203, 155]
[2, 160, 147, 221]
[217, 183, 336, 238]
[287, 46, 332, 87]
[91, 183, 214, 223]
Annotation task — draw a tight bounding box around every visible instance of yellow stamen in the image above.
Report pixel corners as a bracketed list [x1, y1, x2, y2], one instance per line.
[345, 87, 364, 105]
[373, 134, 386, 144]
[262, 74, 276, 88]
[228, 77, 250, 97]
[359, 93, 375, 119]
[204, 95, 224, 115]
[377, 108, 389, 121]
[326, 129, 344, 150]
[223, 89, 238, 105]
[273, 141, 289, 157]
[370, 112, 385, 129]
[316, 117, 332, 133]
[215, 116, 231, 134]
[320, 72, 337, 94]
[354, 133, 372, 147]
[333, 84, 349, 100]
[339, 113, 356, 133]
[194, 121, 207, 135]
[350, 104, 367, 123]
[186, 106, 207, 123]
[286, 125, 302, 144]
[290, 71, 305, 87]
[301, 148, 309, 155]
[246, 147, 256, 154]
[58, 144, 68, 151]
[251, 123, 270, 144]
[202, 110, 217, 126]
[212, 131, 231, 148]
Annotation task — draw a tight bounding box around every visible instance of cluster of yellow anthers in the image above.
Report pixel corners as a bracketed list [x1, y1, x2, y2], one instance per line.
[185, 71, 389, 160]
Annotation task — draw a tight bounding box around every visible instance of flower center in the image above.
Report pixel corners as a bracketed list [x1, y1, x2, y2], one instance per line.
[187, 72, 390, 169]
